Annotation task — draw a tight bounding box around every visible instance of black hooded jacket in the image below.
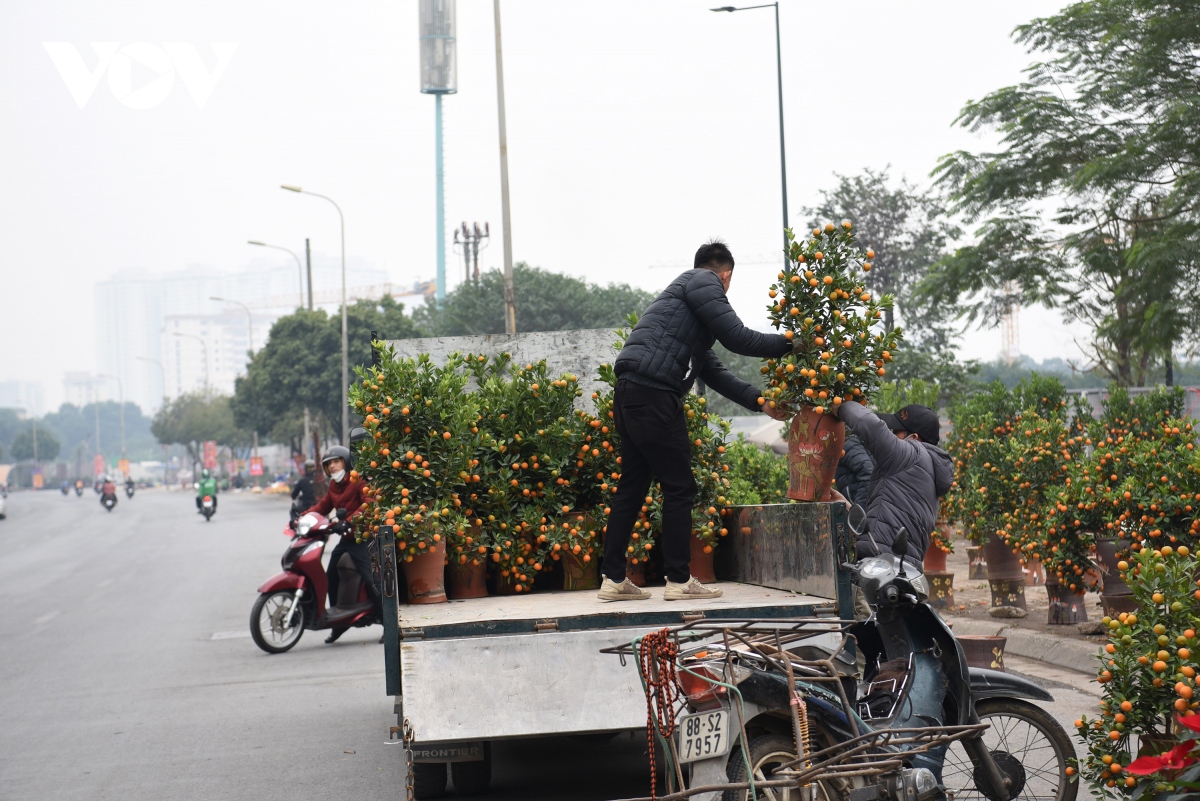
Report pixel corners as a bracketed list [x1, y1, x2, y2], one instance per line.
[837, 401, 954, 562]
[614, 269, 791, 411]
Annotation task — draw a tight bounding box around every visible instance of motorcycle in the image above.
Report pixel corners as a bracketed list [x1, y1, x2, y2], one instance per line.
[75, 481, 84, 497]
[249, 508, 378, 654]
[101, 493, 117, 512]
[61, 483, 69, 496]
[199, 494, 216, 521]
[125, 483, 135, 499]
[615, 505, 1076, 801]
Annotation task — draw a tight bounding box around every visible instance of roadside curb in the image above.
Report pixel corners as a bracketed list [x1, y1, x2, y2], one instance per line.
[949, 617, 1103, 676]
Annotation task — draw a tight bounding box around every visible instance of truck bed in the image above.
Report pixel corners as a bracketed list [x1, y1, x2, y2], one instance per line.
[395, 582, 834, 743]
[397, 581, 835, 640]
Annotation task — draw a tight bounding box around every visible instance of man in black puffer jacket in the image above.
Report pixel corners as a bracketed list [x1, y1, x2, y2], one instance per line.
[599, 239, 793, 603]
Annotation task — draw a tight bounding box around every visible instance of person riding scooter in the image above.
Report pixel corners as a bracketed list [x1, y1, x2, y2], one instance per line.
[125, 476, 135, 498]
[100, 476, 118, 510]
[290, 460, 317, 521]
[195, 468, 217, 515]
[304, 446, 378, 644]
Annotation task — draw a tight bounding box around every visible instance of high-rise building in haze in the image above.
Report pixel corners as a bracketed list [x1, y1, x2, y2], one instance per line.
[94, 256, 395, 413]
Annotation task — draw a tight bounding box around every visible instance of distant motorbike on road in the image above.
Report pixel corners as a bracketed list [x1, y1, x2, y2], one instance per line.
[250, 508, 378, 654]
[125, 482, 135, 499]
[100, 481, 118, 512]
[61, 482, 69, 496]
[75, 480, 84, 497]
[199, 494, 215, 521]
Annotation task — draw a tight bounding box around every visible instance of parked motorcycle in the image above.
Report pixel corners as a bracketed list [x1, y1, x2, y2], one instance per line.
[249, 508, 377, 654]
[617, 505, 1076, 801]
[199, 494, 216, 521]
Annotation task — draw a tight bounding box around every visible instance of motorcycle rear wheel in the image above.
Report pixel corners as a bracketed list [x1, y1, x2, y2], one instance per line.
[943, 698, 1077, 801]
[723, 733, 834, 801]
[250, 590, 306, 654]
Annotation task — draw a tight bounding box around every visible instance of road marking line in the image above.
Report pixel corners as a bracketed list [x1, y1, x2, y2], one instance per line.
[211, 630, 251, 640]
[35, 611, 61, 625]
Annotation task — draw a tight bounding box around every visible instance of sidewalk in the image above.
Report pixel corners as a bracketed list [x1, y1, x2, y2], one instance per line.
[939, 542, 1107, 676]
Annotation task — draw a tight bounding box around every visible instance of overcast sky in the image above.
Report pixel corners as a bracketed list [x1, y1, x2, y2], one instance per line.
[2, 0, 1087, 410]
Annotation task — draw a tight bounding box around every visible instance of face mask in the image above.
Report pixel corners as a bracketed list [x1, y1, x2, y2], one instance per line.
[330, 469, 346, 483]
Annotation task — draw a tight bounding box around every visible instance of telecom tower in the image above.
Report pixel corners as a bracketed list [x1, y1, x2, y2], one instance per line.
[420, 0, 456, 303]
[1000, 282, 1021, 365]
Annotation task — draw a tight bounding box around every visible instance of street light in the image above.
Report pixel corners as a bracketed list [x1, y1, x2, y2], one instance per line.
[282, 184, 349, 445]
[172, 331, 210, 389]
[210, 296, 254, 356]
[248, 240, 306, 309]
[712, 3, 789, 268]
[97, 372, 125, 458]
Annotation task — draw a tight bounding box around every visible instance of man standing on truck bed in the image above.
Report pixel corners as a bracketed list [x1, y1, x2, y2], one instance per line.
[600, 239, 793, 602]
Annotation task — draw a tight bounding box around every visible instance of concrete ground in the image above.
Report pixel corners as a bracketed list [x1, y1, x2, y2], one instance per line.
[0, 489, 1096, 799]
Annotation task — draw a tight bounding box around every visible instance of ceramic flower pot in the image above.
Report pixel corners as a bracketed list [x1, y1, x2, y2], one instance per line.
[447, 558, 487, 600]
[689, 534, 717, 584]
[403, 539, 448, 604]
[786, 406, 845, 501]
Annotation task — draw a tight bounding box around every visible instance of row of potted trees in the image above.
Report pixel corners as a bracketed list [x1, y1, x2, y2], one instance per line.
[944, 378, 1195, 622]
[345, 330, 738, 604]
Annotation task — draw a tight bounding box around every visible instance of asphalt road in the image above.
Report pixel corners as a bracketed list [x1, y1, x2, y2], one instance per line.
[0, 488, 653, 801]
[0, 488, 1098, 800]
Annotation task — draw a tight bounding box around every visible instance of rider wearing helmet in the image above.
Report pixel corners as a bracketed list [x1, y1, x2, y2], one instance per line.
[305, 446, 377, 643]
[195, 468, 218, 513]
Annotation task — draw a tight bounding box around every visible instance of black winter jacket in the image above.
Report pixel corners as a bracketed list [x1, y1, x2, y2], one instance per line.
[837, 401, 954, 562]
[615, 270, 791, 411]
[835, 434, 873, 507]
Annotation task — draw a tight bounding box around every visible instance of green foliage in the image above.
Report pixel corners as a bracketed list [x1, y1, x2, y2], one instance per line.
[873, 379, 941, 414]
[923, 1, 1200, 386]
[232, 296, 424, 446]
[414, 263, 655, 336]
[9, 426, 60, 461]
[762, 223, 901, 414]
[350, 350, 477, 552]
[722, 436, 789, 505]
[1077, 545, 1200, 797]
[151, 390, 250, 464]
[41, 402, 158, 462]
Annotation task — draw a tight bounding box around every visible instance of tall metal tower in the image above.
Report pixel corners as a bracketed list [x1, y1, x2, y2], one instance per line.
[1000, 281, 1021, 365]
[420, 0, 457, 304]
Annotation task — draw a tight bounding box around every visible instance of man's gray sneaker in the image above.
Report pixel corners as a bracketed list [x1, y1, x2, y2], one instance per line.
[597, 576, 652, 602]
[663, 577, 723, 601]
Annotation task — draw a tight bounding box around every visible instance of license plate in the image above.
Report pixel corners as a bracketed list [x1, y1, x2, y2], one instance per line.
[676, 708, 730, 763]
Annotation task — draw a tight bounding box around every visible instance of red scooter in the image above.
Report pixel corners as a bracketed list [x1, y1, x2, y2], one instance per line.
[250, 508, 378, 654]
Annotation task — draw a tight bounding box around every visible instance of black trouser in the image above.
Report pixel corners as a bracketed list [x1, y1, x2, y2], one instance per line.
[326, 537, 381, 615]
[195, 496, 217, 511]
[601, 379, 698, 584]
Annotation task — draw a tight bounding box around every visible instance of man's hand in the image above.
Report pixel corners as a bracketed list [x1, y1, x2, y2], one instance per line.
[828, 487, 852, 511]
[763, 402, 792, 421]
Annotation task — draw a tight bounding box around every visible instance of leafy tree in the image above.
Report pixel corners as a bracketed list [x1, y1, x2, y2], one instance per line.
[232, 295, 424, 446]
[9, 426, 60, 461]
[152, 390, 249, 468]
[923, 0, 1200, 386]
[41, 402, 158, 461]
[414, 263, 655, 336]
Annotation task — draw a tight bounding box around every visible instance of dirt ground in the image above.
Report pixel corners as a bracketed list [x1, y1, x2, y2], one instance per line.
[936, 538, 1111, 645]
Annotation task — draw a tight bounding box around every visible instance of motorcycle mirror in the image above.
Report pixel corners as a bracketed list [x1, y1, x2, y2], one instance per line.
[349, 426, 369, 443]
[892, 528, 909, 557]
[847, 504, 867, 535]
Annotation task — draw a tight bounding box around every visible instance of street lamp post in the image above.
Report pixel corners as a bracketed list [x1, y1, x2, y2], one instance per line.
[282, 184, 348, 444]
[248, 240, 306, 309]
[494, 0, 517, 334]
[97, 372, 125, 458]
[172, 331, 210, 389]
[712, 3, 789, 268]
[210, 296, 254, 356]
[137, 355, 169, 485]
